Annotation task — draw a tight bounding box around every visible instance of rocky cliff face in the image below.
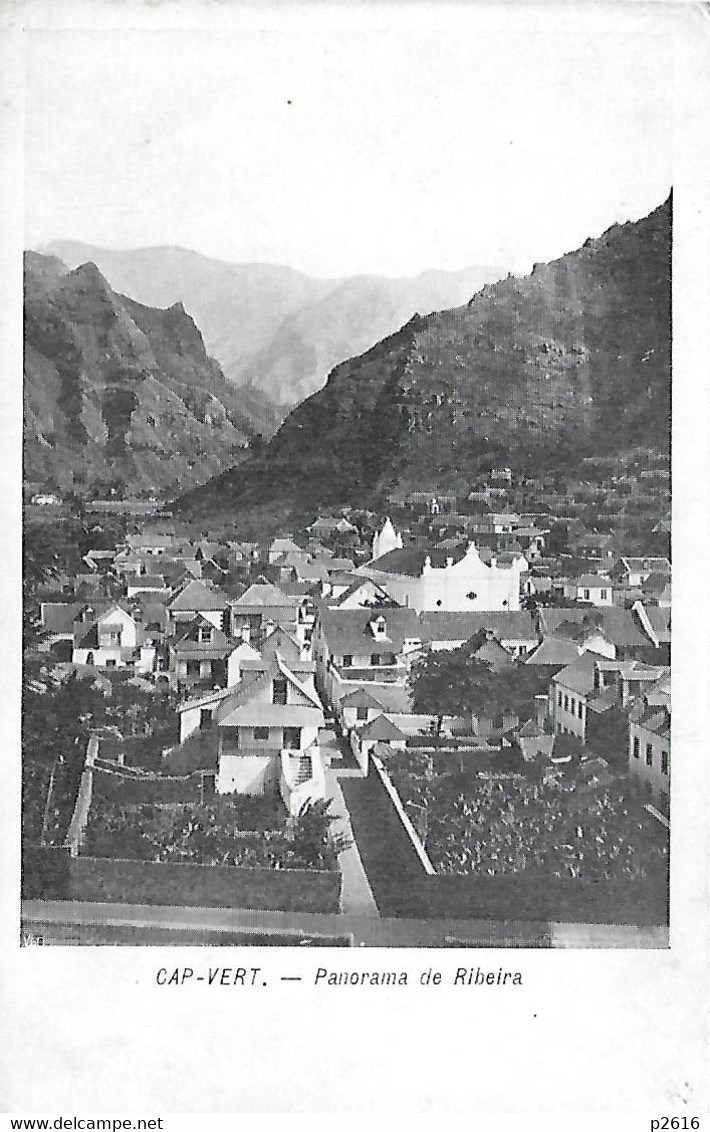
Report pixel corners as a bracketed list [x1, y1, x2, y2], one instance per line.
[42, 240, 506, 410]
[23, 253, 254, 496]
[175, 195, 671, 519]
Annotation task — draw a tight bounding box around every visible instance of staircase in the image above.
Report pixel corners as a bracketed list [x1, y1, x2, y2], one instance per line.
[294, 755, 313, 786]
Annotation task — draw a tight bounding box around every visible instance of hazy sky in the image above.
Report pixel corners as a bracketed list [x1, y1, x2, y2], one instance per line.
[24, 6, 674, 278]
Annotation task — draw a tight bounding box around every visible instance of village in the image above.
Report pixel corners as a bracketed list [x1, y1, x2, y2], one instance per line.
[22, 448, 670, 935]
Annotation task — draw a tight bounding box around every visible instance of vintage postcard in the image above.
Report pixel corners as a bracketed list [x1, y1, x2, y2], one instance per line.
[2, 0, 708, 1116]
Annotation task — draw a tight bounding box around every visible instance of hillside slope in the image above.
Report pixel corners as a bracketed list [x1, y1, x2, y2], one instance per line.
[176, 195, 671, 519]
[42, 241, 506, 408]
[23, 253, 255, 496]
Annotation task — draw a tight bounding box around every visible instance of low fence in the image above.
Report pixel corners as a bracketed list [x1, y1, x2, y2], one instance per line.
[371, 754, 436, 875]
[64, 736, 99, 857]
[69, 856, 341, 913]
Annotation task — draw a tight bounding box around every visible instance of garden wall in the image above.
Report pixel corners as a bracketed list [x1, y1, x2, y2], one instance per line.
[69, 856, 341, 913]
[382, 871, 669, 926]
[22, 845, 71, 899]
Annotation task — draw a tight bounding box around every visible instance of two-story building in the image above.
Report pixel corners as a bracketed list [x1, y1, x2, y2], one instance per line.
[313, 607, 423, 714]
[72, 603, 156, 673]
[627, 673, 671, 802]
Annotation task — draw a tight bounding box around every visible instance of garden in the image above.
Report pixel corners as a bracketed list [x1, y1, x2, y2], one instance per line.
[81, 789, 348, 873]
[380, 749, 669, 883]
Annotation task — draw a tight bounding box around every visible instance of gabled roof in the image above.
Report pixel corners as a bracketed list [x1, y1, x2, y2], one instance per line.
[364, 545, 467, 576]
[231, 582, 298, 608]
[553, 650, 605, 696]
[539, 608, 651, 649]
[318, 606, 422, 655]
[168, 579, 228, 612]
[572, 574, 612, 589]
[357, 714, 406, 741]
[339, 688, 386, 709]
[269, 537, 301, 554]
[171, 614, 232, 656]
[524, 637, 581, 667]
[41, 602, 82, 633]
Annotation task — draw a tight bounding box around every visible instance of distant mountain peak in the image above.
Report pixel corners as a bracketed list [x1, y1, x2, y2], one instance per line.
[175, 195, 671, 522]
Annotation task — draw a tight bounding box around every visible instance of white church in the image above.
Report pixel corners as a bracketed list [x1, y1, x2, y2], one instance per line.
[359, 518, 527, 613]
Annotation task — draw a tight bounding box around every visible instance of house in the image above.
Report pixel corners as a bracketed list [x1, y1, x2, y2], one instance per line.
[490, 467, 513, 484]
[525, 617, 616, 670]
[538, 606, 660, 662]
[229, 582, 301, 644]
[212, 653, 326, 813]
[562, 574, 613, 607]
[351, 713, 407, 773]
[611, 556, 671, 588]
[550, 652, 668, 753]
[325, 576, 392, 609]
[628, 673, 670, 801]
[125, 574, 170, 598]
[357, 542, 525, 613]
[268, 536, 301, 564]
[168, 615, 242, 690]
[72, 603, 156, 673]
[464, 628, 516, 672]
[313, 607, 423, 712]
[419, 610, 538, 657]
[167, 579, 231, 636]
[176, 640, 262, 741]
[336, 688, 388, 732]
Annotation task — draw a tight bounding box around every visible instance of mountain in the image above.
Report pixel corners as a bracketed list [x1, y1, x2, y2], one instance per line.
[23, 252, 260, 497]
[175, 195, 671, 522]
[41, 241, 506, 409]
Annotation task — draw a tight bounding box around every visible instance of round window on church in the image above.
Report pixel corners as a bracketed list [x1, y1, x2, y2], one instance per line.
[466, 591, 477, 601]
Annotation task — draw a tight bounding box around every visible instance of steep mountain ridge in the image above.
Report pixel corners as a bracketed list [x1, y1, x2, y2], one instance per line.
[41, 240, 507, 409]
[176, 195, 671, 520]
[23, 253, 256, 496]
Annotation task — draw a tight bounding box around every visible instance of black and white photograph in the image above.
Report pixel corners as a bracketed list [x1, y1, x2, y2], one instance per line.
[3, 0, 708, 1117]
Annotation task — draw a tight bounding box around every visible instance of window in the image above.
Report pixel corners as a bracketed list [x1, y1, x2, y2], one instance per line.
[197, 626, 213, 644]
[646, 742, 653, 767]
[105, 659, 117, 669]
[273, 678, 287, 705]
[569, 696, 575, 713]
[283, 727, 301, 750]
[371, 653, 381, 666]
[633, 736, 640, 759]
[342, 655, 353, 668]
[254, 727, 270, 741]
[564, 695, 569, 712]
[356, 707, 368, 721]
[578, 701, 583, 719]
[600, 589, 608, 600]
[557, 690, 562, 708]
[661, 750, 669, 775]
[583, 589, 590, 601]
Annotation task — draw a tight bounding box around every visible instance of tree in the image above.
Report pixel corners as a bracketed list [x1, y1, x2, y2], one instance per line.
[409, 643, 550, 732]
[409, 649, 498, 732]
